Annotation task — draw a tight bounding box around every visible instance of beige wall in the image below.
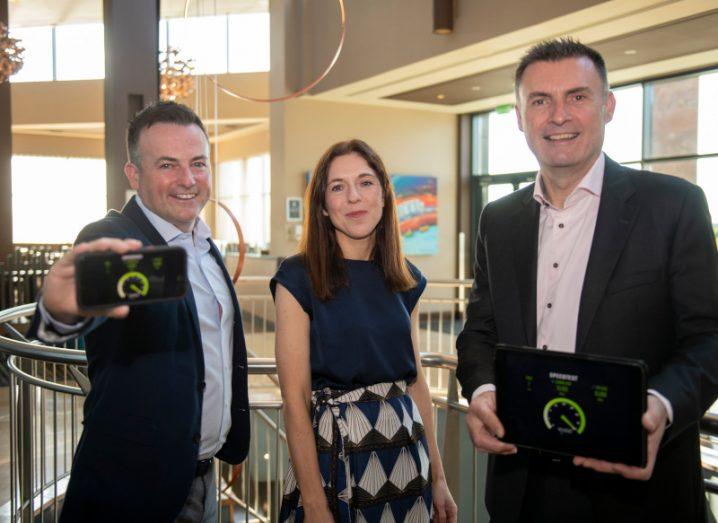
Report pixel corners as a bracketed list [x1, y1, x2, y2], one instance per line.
[271, 97, 457, 279]
[11, 74, 268, 125]
[216, 126, 269, 164]
[12, 134, 104, 158]
[11, 80, 103, 125]
[9, 73, 268, 161]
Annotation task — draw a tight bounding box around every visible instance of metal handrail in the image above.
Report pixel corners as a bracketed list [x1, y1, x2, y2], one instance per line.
[0, 304, 86, 365]
[6, 356, 83, 396]
[0, 288, 471, 522]
[0, 302, 460, 392]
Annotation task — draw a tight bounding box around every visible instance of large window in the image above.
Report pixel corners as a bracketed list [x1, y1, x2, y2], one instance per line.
[10, 11, 270, 84]
[8, 26, 54, 82]
[9, 24, 104, 82]
[12, 156, 107, 244]
[55, 23, 105, 80]
[228, 13, 271, 73]
[216, 154, 271, 250]
[160, 12, 270, 75]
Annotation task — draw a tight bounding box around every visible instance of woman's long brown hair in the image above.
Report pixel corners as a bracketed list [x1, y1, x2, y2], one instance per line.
[299, 139, 417, 300]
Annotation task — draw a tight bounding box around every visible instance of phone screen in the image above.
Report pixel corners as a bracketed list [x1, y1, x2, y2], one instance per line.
[75, 246, 188, 308]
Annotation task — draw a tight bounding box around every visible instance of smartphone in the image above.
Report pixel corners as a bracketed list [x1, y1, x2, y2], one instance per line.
[75, 245, 188, 309]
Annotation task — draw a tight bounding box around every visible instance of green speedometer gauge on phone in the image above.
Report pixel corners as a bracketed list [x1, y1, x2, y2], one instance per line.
[116, 271, 150, 300]
[543, 397, 586, 435]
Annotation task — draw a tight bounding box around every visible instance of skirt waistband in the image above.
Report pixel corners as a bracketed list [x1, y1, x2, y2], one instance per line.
[312, 380, 408, 407]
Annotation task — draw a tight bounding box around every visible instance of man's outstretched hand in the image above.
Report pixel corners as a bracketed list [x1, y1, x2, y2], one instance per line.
[42, 238, 143, 324]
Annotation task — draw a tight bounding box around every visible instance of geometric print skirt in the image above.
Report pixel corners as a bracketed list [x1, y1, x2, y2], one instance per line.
[279, 380, 433, 522]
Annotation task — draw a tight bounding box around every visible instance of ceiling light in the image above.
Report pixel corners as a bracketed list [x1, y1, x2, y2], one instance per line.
[0, 22, 24, 84]
[437, 94, 446, 100]
[624, 49, 637, 55]
[159, 47, 195, 101]
[433, 0, 454, 35]
[471, 86, 482, 92]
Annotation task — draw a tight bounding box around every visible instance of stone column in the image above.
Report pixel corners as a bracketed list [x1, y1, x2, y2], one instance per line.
[0, 0, 12, 257]
[103, 0, 159, 211]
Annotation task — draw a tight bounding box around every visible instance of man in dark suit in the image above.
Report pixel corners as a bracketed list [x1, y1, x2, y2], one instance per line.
[456, 38, 718, 522]
[30, 102, 250, 522]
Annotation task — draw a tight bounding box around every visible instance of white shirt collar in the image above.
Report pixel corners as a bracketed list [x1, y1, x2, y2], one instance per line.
[134, 196, 212, 249]
[533, 152, 605, 209]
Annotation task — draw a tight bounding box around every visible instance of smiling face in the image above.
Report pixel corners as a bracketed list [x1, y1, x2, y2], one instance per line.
[124, 122, 211, 232]
[323, 152, 384, 257]
[516, 57, 615, 180]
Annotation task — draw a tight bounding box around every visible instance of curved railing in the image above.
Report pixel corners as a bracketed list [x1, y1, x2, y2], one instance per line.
[2, 301, 716, 521]
[0, 303, 471, 522]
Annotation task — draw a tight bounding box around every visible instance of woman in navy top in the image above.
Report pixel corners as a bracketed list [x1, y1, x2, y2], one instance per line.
[272, 139, 456, 522]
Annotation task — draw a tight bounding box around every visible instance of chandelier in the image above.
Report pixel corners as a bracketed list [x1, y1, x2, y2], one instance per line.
[159, 47, 195, 101]
[0, 22, 24, 84]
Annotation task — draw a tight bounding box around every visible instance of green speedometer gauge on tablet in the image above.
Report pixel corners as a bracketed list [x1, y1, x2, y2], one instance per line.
[543, 397, 586, 435]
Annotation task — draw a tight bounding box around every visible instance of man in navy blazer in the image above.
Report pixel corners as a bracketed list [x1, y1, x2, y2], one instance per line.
[30, 102, 250, 522]
[457, 39, 718, 522]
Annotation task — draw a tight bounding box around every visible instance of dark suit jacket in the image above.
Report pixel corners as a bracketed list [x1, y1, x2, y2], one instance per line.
[456, 157, 718, 522]
[29, 197, 250, 522]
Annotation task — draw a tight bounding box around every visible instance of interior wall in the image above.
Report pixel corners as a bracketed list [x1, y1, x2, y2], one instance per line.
[10, 73, 268, 127]
[173, 73, 270, 122]
[271, 97, 457, 280]
[12, 134, 104, 158]
[216, 126, 269, 163]
[11, 80, 103, 125]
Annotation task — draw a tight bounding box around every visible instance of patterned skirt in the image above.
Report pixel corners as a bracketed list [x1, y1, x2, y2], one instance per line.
[279, 380, 433, 522]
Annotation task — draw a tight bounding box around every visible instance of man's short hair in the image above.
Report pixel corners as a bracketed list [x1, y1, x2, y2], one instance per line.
[515, 38, 609, 96]
[126, 101, 208, 166]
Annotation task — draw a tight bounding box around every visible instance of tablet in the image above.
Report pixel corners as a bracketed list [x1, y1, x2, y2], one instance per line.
[494, 344, 647, 467]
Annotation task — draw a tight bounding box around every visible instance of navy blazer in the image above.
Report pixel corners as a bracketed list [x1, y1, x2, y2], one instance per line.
[29, 197, 250, 522]
[457, 157, 718, 522]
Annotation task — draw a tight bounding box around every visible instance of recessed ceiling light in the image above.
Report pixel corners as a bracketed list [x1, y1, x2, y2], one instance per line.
[471, 86, 482, 91]
[437, 94, 446, 100]
[624, 49, 637, 55]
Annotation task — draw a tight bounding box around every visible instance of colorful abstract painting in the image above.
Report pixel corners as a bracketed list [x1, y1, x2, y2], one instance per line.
[391, 175, 438, 255]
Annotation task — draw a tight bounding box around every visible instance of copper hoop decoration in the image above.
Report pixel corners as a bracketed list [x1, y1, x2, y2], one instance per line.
[183, 0, 346, 103]
[211, 199, 246, 284]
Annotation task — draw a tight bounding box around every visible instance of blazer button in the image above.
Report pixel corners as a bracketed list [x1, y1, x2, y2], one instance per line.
[193, 433, 201, 444]
[198, 381, 206, 392]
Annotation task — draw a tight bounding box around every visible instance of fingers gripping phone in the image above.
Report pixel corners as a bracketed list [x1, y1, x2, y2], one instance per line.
[74, 246, 188, 309]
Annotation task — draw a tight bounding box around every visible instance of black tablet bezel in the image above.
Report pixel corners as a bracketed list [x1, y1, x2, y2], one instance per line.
[494, 344, 648, 467]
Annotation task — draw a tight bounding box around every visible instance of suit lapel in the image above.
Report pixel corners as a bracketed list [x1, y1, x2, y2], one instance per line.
[512, 190, 540, 346]
[182, 284, 203, 353]
[575, 157, 638, 352]
[120, 197, 167, 246]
